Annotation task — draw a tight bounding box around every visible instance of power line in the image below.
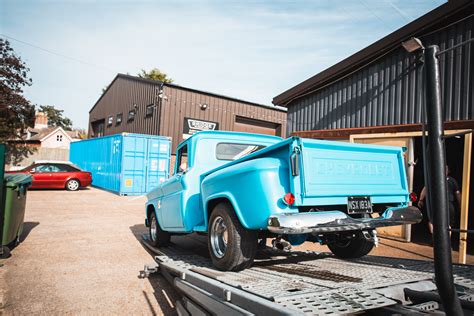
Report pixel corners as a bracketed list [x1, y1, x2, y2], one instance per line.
[384, 0, 412, 23]
[1, 33, 116, 73]
[357, 0, 390, 27]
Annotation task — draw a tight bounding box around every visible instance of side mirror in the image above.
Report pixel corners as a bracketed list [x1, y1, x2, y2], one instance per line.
[29, 168, 35, 174]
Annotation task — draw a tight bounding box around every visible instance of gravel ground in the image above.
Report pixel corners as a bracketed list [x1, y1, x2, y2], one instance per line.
[0, 187, 472, 315]
[0, 187, 178, 315]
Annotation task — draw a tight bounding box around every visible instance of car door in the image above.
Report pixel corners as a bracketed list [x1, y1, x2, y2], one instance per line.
[159, 144, 188, 230]
[50, 164, 71, 188]
[31, 164, 53, 188]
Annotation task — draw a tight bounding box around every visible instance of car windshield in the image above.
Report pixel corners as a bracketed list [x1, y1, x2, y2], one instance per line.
[216, 143, 266, 161]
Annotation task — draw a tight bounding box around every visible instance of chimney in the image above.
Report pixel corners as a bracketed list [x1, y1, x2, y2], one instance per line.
[34, 112, 48, 129]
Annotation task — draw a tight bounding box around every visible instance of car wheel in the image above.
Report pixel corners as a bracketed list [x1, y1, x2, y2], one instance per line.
[66, 179, 80, 191]
[208, 202, 258, 271]
[327, 232, 375, 259]
[149, 211, 170, 247]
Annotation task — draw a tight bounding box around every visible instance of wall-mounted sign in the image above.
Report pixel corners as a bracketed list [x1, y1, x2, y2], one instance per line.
[183, 117, 219, 139]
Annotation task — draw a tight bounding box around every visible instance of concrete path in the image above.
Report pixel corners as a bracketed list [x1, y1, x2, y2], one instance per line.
[0, 187, 178, 315]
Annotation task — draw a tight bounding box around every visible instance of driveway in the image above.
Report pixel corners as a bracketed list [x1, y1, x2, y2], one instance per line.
[0, 187, 178, 315]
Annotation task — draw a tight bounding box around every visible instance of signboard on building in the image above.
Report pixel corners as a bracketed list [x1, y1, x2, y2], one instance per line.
[183, 117, 219, 139]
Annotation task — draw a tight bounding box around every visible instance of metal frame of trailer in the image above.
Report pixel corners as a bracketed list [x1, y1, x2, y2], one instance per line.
[139, 236, 474, 315]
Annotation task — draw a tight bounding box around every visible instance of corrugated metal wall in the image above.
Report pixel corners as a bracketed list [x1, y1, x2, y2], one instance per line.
[89, 79, 160, 136]
[287, 15, 473, 133]
[161, 85, 287, 151]
[89, 76, 287, 153]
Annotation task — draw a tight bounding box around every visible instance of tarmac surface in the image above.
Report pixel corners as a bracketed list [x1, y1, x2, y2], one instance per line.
[0, 187, 473, 315]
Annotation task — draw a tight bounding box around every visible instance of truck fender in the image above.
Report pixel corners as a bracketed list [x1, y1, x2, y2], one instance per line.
[204, 193, 249, 229]
[145, 201, 165, 230]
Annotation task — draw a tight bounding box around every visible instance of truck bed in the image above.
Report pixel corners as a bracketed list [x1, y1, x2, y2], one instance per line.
[140, 236, 474, 315]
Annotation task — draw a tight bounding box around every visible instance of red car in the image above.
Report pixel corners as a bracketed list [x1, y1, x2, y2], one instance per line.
[7, 162, 92, 191]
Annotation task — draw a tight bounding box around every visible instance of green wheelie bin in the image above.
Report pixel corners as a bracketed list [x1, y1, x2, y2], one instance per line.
[1, 173, 32, 250]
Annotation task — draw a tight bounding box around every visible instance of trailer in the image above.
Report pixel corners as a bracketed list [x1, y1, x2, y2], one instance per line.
[139, 235, 474, 315]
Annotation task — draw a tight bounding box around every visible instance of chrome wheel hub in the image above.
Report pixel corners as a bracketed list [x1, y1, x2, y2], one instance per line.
[210, 216, 228, 259]
[68, 180, 79, 190]
[150, 216, 157, 241]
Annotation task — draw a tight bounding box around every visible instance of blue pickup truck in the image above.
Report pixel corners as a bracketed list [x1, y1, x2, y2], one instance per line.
[145, 131, 422, 271]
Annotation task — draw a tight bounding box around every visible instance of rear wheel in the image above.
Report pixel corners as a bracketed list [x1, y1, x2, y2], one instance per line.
[149, 212, 170, 247]
[66, 179, 80, 191]
[327, 231, 375, 259]
[208, 203, 258, 271]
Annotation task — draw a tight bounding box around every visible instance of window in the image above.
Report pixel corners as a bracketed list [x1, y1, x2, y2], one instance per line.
[128, 110, 136, 122]
[216, 143, 265, 161]
[146, 104, 154, 117]
[55, 164, 80, 172]
[56, 134, 63, 142]
[107, 116, 113, 126]
[35, 164, 60, 173]
[116, 113, 123, 125]
[175, 145, 188, 175]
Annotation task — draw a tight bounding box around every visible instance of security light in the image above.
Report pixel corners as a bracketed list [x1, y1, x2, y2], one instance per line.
[402, 37, 424, 53]
[200, 103, 208, 110]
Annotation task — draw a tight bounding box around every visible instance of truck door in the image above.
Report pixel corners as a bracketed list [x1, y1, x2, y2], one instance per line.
[159, 145, 188, 229]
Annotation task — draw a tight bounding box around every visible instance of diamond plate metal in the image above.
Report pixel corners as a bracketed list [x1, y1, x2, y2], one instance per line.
[275, 288, 396, 315]
[150, 239, 474, 314]
[156, 255, 213, 270]
[255, 257, 433, 290]
[186, 265, 331, 300]
[453, 266, 474, 289]
[407, 301, 440, 312]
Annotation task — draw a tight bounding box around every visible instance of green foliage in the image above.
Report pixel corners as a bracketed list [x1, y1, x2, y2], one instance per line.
[138, 68, 174, 83]
[39, 105, 73, 131]
[0, 39, 36, 164]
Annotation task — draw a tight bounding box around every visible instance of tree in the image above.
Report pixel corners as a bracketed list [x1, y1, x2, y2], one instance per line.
[38, 105, 73, 131]
[0, 39, 36, 164]
[138, 68, 174, 83]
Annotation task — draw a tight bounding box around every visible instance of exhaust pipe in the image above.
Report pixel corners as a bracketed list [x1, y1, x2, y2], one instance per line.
[272, 238, 291, 251]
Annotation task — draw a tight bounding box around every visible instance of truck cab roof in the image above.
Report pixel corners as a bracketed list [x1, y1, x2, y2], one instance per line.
[178, 130, 282, 149]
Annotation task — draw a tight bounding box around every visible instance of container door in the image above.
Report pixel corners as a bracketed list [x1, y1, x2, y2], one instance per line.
[145, 138, 170, 193]
[121, 136, 147, 195]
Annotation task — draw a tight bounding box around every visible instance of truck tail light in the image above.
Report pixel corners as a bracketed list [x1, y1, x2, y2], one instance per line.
[283, 193, 295, 205]
[409, 192, 417, 202]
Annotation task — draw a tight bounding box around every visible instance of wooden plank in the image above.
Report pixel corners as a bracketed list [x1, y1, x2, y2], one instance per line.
[459, 133, 472, 264]
[292, 120, 474, 139]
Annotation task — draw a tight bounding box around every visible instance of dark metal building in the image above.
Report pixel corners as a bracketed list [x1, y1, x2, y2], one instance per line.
[89, 74, 287, 153]
[273, 0, 474, 260]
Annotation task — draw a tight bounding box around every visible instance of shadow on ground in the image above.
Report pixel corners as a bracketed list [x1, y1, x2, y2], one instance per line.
[130, 224, 179, 316]
[19, 221, 40, 243]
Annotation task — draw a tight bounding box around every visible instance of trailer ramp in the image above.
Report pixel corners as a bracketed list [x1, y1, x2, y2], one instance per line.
[140, 236, 474, 315]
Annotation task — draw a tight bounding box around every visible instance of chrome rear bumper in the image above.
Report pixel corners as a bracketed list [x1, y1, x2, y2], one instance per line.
[267, 206, 422, 234]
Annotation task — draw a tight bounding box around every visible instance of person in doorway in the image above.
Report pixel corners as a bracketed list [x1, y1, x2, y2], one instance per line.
[418, 165, 461, 234]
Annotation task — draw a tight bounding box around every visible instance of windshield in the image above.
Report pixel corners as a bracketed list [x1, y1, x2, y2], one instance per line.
[216, 143, 266, 161]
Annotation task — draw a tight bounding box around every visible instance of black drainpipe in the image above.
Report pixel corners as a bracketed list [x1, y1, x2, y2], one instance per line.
[424, 45, 462, 315]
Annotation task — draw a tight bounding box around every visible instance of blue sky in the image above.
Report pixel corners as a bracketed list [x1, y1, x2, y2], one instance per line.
[1, 0, 446, 129]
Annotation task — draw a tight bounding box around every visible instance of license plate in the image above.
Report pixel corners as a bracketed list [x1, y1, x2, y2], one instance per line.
[347, 196, 373, 214]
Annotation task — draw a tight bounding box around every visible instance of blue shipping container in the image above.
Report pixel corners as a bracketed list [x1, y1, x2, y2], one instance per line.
[70, 133, 171, 195]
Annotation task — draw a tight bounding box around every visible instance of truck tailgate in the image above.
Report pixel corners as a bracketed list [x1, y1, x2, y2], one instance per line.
[299, 139, 408, 205]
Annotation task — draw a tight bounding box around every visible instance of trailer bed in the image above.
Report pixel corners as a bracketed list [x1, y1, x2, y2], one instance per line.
[140, 236, 474, 315]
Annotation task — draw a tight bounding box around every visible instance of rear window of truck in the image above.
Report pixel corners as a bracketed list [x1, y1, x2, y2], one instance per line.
[216, 143, 265, 161]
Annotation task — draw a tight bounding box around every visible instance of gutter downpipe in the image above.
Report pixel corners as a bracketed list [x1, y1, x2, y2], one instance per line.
[424, 45, 462, 315]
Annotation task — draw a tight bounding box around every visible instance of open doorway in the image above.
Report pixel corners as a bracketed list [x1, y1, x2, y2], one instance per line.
[411, 136, 465, 249]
